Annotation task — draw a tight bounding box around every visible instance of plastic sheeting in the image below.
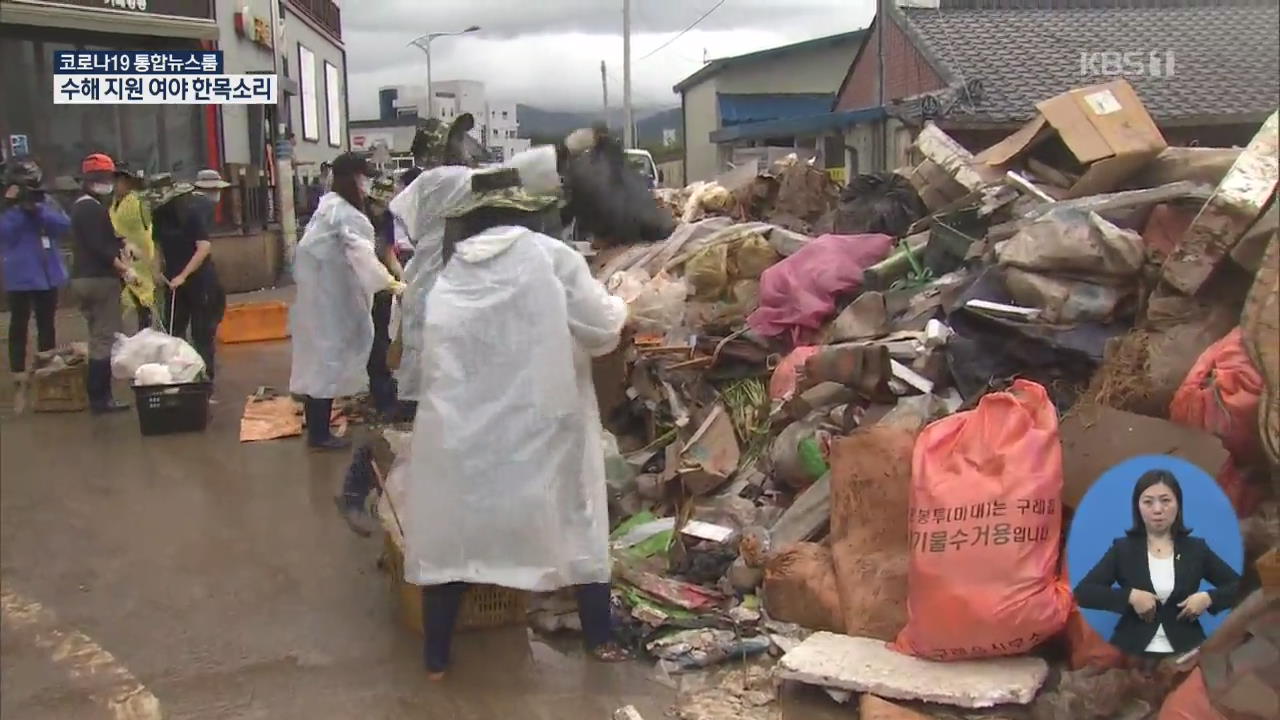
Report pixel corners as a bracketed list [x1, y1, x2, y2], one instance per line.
[403, 226, 627, 591]
[110, 328, 205, 383]
[747, 233, 894, 347]
[289, 192, 394, 398]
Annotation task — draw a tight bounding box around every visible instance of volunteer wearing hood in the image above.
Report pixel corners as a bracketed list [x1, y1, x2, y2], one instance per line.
[403, 166, 630, 678]
[290, 153, 405, 450]
[1, 159, 70, 413]
[70, 153, 135, 413]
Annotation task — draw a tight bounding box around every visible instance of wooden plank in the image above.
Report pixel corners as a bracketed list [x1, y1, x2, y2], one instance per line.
[769, 473, 830, 547]
[1163, 111, 1279, 295]
[914, 122, 997, 191]
[985, 180, 1217, 241]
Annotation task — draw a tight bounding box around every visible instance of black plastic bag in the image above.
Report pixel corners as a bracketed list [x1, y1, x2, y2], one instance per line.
[832, 172, 927, 238]
[562, 133, 674, 246]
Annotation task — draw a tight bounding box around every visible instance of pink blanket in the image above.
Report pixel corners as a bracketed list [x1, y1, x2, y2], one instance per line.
[747, 233, 894, 346]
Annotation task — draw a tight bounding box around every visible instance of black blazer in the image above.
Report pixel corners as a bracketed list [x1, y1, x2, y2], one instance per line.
[1073, 534, 1241, 655]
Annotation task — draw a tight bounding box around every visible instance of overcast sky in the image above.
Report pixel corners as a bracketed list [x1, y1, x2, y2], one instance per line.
[342, 0, 876, 120]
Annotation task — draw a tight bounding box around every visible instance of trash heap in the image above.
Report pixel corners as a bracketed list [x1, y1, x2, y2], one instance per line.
[587, 79, 1279, 720]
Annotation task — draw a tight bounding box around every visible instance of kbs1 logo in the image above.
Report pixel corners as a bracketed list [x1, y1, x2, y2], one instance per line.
[1079, 50, 1175, 79]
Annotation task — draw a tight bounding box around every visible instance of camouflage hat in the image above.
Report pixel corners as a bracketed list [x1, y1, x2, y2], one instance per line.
[368, 175, 396, 205]
[409, 119, 450, 168]
[443, 167, 559, 219]
[144, 173, 195, 207]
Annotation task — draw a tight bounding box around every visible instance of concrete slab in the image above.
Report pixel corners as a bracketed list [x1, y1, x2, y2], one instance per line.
[775, 633, 1049, 708]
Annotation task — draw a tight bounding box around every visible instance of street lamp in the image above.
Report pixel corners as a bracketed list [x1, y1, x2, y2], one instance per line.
[408, 25, 480, 121]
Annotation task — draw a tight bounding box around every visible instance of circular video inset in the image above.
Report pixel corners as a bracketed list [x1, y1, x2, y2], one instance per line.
[1066, 454, 1243, 659]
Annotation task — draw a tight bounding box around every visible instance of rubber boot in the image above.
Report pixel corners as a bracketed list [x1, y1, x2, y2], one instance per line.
[333, 443, 378, 536]
[12, 372, 28, 415]
[305, 397, 349, 451]
[88, 359, 129, 414]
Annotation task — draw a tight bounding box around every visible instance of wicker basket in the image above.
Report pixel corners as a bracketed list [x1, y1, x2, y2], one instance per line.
[382, 535, 527, 634]
[31, 365, 89, 413]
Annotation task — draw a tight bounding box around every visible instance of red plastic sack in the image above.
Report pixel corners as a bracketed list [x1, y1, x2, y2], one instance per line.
[1169, 327, 1264, 463]
[769, 346, 821, 401]
[1158, 669, 1227, 720]
[893, 379, 1072, 660]
[747, 233, 894, 347]
[1062, 603, 1126, 670]
[1215, 461, 1265, 519]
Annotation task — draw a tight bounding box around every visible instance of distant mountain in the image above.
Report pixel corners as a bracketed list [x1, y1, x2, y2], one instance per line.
[517, 105, 682, 147]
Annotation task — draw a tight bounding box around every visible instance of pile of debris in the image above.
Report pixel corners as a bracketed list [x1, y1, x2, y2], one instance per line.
[363, 77, 1277, 720]
[654, 154, 841, 236]
[587, 78, 1278, 719]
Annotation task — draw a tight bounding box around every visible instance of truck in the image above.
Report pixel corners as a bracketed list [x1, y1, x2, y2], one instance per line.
[623, 149, 661, 189]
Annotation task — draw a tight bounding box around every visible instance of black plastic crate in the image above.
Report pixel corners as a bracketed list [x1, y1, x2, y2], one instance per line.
[132, 382, 212, 436]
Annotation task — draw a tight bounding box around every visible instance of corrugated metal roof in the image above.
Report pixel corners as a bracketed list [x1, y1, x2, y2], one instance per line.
[718, 93, 836, 126]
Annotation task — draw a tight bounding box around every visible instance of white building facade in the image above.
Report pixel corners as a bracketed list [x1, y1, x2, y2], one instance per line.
[374, 80, 529, 163]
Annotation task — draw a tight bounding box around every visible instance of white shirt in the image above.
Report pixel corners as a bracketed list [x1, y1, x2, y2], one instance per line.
[1145, 552, 1176, 653]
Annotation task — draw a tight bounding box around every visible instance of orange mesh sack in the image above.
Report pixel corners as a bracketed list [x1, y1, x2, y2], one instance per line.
[892, 379, 1072, 660]
[1157, 668, 1227, 720]
[1169, 327, 1264, 463]
[1062, 603, 1126, 670]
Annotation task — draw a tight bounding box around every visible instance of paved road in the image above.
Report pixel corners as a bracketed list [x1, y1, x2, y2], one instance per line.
[0, 295, 845, 719]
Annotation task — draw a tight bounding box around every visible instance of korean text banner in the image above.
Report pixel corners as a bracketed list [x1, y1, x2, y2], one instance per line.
[53, 51, 223, 75]
[55, 75, 277, 105]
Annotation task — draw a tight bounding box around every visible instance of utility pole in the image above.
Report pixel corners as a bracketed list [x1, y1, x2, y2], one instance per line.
[876, 0, 887, 171]
[622, 0, 634, 149]
[600, 60, 609, 124]
[267, 0, 297, 282]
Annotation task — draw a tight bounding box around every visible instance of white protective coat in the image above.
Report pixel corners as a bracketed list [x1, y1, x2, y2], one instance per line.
[388, 148, 562, 401]
[289, 192, 394, 398]
[403, 226, 627, 591]
[387, 166, 474, 401]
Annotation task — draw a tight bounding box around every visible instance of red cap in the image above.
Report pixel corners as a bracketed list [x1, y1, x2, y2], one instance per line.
[81, 153, 116, 175]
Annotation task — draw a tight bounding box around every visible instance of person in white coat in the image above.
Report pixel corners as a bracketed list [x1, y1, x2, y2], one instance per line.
[290, 153, 405, 450]
[403, 167, 630, 677]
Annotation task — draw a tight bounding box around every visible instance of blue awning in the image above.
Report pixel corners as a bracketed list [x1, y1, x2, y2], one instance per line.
[710, 107, 886, 143]
[717, 93, 835, 126]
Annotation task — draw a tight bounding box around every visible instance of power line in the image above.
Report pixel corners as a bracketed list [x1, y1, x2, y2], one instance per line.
[637, 0, 729, 62]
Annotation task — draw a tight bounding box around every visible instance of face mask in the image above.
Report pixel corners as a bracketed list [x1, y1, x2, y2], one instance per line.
[89, 182, 114, 196]
[202, 190, 222, 204]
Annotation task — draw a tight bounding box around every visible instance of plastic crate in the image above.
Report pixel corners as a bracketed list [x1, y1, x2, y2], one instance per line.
[132, 382, 212, 435]
[382, 535, 527, 634]
[31, 365, 89, 413]
[216, 301, 291, 344]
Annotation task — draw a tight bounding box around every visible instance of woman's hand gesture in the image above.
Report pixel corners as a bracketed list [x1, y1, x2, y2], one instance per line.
[1177, 591, 1212, 620]
[1129, 589, 1159, 621]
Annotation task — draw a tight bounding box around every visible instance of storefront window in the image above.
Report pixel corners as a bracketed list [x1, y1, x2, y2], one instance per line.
[0, 30, 207, 184]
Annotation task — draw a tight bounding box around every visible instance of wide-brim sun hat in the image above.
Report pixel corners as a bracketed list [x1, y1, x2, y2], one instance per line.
[193, 168, 231, 190]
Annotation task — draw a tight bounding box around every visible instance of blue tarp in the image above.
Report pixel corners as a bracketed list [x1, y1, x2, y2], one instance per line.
[709, 107, 886, 144]
[717, 93, 835, 126]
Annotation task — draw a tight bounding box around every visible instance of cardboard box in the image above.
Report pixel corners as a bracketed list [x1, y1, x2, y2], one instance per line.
[975, 79, 1167, 198]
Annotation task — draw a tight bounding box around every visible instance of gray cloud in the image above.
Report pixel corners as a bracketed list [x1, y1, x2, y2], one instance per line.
[343, 0, 862, 37]
[342, 1, 875, 119]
